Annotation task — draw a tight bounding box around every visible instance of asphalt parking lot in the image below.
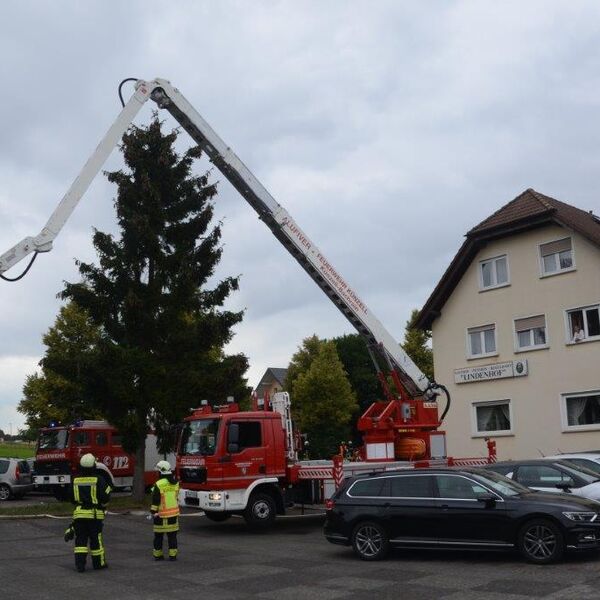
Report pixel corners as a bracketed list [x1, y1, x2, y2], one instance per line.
[2, 511, 600, 600]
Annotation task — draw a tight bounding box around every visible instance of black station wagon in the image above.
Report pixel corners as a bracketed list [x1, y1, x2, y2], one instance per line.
[324, 467, 600, 564]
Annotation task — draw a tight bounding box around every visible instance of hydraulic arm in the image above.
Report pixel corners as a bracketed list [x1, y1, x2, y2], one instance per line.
[0, 78, 448, 415]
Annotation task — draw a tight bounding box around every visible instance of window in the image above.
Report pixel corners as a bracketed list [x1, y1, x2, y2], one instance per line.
[517, 466, 574, 488]
[348, 477, 387, 497]
[514, 315, 547, 350]
[235, 421, 262, 450]
[563, 392, 600, 430]
[473, 400, 511, 435]
[0, 460, 8, 475]
[540, 237, 573, 275]
[467, 325, 496, 358]
[111, 432, 123, 446]
[389, 475, 434, 498]
[95, 432, 108, 446]
[480, 255, 509, 289]
[435, 475, 490, 500]
[566, 305, 600, 343]
[73, 431, 89, 446]
[179, 419, 219, 455]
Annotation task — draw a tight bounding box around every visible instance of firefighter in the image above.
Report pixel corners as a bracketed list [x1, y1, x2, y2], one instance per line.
[71, 453, 112, 572]
[150, 460, 180, 561]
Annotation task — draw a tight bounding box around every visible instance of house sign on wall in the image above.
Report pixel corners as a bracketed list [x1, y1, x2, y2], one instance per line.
[454, 359, 528, 384]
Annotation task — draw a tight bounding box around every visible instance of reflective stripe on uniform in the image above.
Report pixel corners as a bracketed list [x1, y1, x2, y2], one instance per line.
[74, 546, 88, 554]
[153, 517, 179, 533]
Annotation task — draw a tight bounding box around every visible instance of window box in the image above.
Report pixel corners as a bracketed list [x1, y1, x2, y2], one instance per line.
[565, 305, 600, 344]
[539, 237, 575, 277]
[472, 400, 513, 437]
[479, 255, 509, 290]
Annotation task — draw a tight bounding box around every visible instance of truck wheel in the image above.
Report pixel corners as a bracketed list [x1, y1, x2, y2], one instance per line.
[203, 511, 231, 522]
[0, 484, 11, 501]
[243, 492, 276, 528]
[53, 487, 70, 501]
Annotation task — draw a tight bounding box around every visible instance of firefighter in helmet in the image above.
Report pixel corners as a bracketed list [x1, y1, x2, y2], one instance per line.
[150, 460, 180, 561]
[70, 453, 112, 572]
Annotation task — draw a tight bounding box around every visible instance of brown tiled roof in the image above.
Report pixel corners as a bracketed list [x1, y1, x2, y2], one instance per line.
[416, 189, 600, 330]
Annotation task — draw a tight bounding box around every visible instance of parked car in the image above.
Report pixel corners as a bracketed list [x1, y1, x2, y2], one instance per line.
[483, 459, 600, 501]
[545, 453, 600, 476]
[0, 457, 34, 500]
[324, 467, 600, 564]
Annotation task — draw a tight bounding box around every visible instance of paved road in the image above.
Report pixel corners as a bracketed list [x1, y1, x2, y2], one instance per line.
[2, 512, 600, 599]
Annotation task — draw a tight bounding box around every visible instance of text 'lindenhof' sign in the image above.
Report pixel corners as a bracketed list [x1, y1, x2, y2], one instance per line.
[454, 360, 528, 384]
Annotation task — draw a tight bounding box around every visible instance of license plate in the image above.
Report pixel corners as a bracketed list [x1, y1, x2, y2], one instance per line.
[185, 490, 197, 498]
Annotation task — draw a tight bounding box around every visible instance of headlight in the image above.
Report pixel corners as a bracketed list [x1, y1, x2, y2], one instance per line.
[208, 492, 222, 501]
[562, 511, 598, 522]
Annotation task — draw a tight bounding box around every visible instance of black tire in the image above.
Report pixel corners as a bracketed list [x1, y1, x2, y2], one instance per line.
[204, 511, 232, 522]
[517, 518, 565, 564]
[0, 483, 11, 501]
[351, 521, 390, 561]
[243, 492, 276, 528]
[53, 487, 70, 501]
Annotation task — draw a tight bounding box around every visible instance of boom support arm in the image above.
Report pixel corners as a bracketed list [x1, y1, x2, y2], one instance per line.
[0, 78, 433, 398]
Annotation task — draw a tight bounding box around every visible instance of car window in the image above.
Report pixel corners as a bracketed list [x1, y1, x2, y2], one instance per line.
[436, 475, 490, 500]
[389, 475, 434, 498]
[566, 458, 600, 475]
[348, 478, 388, 497]
[0, 459, 8, 474]
[470, 470, 529, 496]
[18, 460, 30, 473]
[556, 461, 600, 484]
[487, 464, 513, 476]
[517, 465, 575, 487]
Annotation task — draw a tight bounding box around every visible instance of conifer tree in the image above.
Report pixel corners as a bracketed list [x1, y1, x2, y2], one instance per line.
[61, 116, 248, 498]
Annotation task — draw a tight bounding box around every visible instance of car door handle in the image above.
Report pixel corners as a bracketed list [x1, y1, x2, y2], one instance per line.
[441, 504, 450, 510]
[383, 502, 391, 508]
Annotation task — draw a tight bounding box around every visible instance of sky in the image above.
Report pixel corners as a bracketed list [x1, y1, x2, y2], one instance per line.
[1, 0, 600, 433]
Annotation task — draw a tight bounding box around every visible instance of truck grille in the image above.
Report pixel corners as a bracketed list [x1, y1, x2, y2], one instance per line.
[180, 466, 207, 484]
[34, 460, 70, 475]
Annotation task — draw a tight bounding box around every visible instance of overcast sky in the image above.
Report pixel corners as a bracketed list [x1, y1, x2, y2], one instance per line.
[1, 1, 600, 433]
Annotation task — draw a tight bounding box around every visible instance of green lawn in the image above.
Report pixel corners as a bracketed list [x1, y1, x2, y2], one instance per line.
[0, 442, 35, 459]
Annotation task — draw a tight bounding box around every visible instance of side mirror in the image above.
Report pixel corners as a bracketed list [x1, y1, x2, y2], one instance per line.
[477, 494, 497, 507]
[227, 423, 239, 454]
[556, 481, 574, 492]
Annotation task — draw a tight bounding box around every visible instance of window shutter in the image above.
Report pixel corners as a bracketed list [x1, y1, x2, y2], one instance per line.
[540, 238, 571, 257]
[468, 324, 495, 334]
[515, 315, 545, 332]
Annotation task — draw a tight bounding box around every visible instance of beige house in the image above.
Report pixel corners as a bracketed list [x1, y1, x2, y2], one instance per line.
[417, 189, 600, 460]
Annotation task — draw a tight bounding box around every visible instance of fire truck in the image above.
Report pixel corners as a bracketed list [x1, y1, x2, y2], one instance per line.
[33, 420, 173, 498]
[1, 78, 494, 523]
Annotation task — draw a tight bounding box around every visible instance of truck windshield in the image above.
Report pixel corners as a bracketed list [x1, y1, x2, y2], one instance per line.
[38, 429, 69, 450]
[180, 419, 219, 456]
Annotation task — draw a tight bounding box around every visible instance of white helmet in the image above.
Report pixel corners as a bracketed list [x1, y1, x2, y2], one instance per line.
[80, 453, 96, 468]
[155, 460, 172, 475]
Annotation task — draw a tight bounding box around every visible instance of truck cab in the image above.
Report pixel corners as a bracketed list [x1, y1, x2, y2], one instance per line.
[178, 402, 288, 526]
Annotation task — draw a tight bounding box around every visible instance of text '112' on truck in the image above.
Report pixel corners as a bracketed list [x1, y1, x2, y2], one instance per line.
[0, 78, 496, 524]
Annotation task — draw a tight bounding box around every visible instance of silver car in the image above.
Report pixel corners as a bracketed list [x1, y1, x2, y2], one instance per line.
[0, 457, 34, 500]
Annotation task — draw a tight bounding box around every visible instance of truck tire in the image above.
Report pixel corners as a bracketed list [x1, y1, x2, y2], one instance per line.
[203, 511, 232, 522]
[243, 491, 276, 528]
[53, 487, 70, 501]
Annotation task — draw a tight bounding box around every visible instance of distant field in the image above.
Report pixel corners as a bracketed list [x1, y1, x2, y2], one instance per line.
[0, 442, 35, 458]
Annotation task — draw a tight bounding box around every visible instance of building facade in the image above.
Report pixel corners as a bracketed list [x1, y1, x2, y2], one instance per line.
[417, 189, 600, 460]
[253, 367, 288, 401]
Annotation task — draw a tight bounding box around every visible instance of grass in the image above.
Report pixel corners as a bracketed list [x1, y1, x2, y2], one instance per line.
[0, 493, 151, 517]
[0, 442, 35, 459]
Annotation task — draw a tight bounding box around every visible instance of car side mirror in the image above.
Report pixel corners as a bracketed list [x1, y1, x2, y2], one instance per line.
[477, 494, 497, 507]
[556, 482, 573, 492]
[227, 423, 239, 454]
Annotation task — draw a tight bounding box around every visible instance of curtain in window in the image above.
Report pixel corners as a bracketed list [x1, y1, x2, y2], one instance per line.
[567, 397, 588, 426]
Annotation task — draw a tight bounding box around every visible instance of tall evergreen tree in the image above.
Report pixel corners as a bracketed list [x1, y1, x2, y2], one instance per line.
[61, 116, 248, 499]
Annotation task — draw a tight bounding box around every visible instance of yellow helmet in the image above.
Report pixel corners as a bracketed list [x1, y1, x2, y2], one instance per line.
[80, 453, 96, 468]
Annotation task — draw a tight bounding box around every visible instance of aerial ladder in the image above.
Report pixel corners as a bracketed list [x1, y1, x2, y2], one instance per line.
[0, 78, 450, 460]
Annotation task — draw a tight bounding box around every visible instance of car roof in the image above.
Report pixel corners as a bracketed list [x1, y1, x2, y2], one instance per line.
[352, 467, 483, 480]
[487, 459, 571, 467]
[548, 453, 600, 459]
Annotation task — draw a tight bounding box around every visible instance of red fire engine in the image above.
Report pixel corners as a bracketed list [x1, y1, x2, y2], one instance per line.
[33, 420, 173, 499]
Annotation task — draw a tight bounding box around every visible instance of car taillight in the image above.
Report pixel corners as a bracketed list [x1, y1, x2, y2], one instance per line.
[15, 464, 20, 479]
[325, 498, 335, 510]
